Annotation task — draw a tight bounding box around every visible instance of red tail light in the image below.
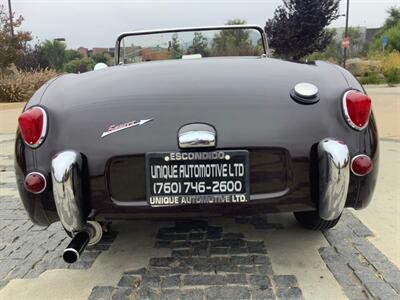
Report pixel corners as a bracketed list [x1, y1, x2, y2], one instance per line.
[351, 155, 373, 176]
[18, 107, 47, 148]
[342, 90, 371, 130]
[24, 172, 47, 194]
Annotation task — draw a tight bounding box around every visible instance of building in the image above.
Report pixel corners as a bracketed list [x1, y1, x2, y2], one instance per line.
[365, 28, 381, 45]
[76, 47, 114, 62]
[92, 48, 109, 56]
[141, 47, 170, 61]
[77, 47, 88, 58]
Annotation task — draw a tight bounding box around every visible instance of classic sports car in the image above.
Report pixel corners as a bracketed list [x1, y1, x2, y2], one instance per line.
[14, 25, 378, 263]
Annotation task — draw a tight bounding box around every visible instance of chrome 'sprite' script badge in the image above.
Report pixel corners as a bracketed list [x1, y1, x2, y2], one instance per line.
[101, 119, 153, 138]
[145, 150, 250, 207]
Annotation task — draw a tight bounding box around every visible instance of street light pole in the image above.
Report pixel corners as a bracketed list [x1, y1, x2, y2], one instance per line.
[7, 0, 14, 37]
[343, 0, 350, 68]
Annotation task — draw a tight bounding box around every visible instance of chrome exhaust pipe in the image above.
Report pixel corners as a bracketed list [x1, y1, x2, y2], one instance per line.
[63, 231, 90, 264]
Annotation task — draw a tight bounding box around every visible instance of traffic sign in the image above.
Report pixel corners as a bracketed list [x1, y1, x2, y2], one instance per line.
[382, 35, 388, 47]
[342, 37, 350, 49]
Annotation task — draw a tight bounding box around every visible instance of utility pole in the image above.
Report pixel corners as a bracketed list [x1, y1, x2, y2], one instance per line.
[7, 0, 14, 37]
[343, 0, 350, 68]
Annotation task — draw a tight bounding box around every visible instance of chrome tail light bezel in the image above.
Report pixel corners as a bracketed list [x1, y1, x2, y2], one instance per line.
[24, 171, 47, 194]
[342, 90, 372, 131]
[18, 106, 48, 148]
[351, 154, 373, 177]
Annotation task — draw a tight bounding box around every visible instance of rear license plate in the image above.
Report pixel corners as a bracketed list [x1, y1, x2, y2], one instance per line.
[146, 150, 250, 207]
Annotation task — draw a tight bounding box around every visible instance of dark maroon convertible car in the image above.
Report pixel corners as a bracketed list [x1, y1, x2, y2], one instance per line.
[14, 25, 378, 263]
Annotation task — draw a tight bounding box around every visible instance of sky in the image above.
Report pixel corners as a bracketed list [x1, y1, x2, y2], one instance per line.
[1, 0, 399, 49]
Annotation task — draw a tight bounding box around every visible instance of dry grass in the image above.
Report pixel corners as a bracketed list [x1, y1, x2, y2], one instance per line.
[382, 51, 400, 73]
[0, 69, 58, 103]
[382, 51, 400, 85]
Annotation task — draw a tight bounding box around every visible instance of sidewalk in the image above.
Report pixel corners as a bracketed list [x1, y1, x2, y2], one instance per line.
[0, 103, 24, 134]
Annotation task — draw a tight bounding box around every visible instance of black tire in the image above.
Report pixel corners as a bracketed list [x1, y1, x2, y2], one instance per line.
[294, 210, 341, 230]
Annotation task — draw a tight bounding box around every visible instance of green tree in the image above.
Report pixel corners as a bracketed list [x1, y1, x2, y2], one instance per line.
[65, 49, 82, 62]
[39, 40, 66, 71]
[0, 5, 32, 72]
[211, 19, 257, 56]
[168, 33, 182, 59]
[265, 0, 340, 60]
[15, 43, 49, 70]
[187, 32, 209, 57]
[63, 58, 95, 73]
[91, 53, 108, 64]
[370, 7, 400, 53]
[382, 7, 400, 31]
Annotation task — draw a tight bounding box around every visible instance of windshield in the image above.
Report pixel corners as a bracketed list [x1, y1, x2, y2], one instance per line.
[117, 26, 265, 64]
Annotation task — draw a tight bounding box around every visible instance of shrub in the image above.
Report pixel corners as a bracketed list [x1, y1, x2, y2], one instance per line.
[63, 58, 95, 73]
[0, 69, 58, 102]
[382, 51, 400, 85]
[359, 72, 385, 85]
[382, 51, 400, 72]
[367, 50, 385, 61]
[384, 68, 400, 85]
[91, 53, 108, 64]
[347, 58, 382, 77]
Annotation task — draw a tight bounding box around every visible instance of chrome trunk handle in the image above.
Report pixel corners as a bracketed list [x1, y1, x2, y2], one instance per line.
[178, 123, 216, 149]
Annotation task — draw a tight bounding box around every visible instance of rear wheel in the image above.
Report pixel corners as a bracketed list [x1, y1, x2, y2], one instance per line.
[294, 210, 341, 230]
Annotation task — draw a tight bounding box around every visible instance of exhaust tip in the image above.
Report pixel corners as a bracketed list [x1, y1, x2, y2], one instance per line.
[63, 248, 80, 264]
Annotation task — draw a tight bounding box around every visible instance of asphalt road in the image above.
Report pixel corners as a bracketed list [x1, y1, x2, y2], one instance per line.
[0, 85, 398, 300]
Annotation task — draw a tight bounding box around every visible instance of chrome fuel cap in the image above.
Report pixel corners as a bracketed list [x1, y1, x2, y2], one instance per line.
[294, 83, 318, 98]
[291, 82, 319, 104]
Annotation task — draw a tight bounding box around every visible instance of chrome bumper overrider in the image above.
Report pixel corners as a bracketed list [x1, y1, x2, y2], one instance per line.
[51, 150, 86, 233]
[318, 138, 350, 221]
